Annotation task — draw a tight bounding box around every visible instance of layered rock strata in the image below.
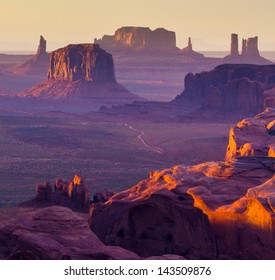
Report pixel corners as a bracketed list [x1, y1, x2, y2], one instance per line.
[177, 64, 275, 113]
[94, 26, 177, 52]
[20, 44, 141, 104]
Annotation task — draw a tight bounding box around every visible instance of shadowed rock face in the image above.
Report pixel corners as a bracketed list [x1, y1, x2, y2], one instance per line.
[94, 26, 177, 52]
[224, 34, 271, 64]
[177, 64, 275, 113]
[6, 35, 50, 76]
[48, 44, 116, 82]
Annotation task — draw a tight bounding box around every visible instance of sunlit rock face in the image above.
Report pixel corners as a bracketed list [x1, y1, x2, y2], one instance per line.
[226, 107, 275, 160]
[20, 44, 141, 104]
[177, 64, 275, 114]
[6, 35, 50, 76]
[94, 26, 177, 52]
[48, 44, 116, 82]
[89, 105, 275, 259]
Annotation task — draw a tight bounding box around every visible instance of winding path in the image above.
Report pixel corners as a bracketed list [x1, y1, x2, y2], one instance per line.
[124, 124, 162, 154]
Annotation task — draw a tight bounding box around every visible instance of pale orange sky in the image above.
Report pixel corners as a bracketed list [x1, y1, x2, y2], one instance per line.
[1, 0, 274, 52]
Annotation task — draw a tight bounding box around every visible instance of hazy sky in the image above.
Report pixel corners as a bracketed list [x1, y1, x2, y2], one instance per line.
[1, 0, 275, 52]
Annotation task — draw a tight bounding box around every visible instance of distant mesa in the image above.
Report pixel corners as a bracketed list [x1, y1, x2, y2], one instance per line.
[94, 26, 178, 52]
[180, 37, 204, 59]
[21, 43, 141, 104]
[223, 33, 272, 64]
[176, 64, 275, 114]
[7, 35, 50, 76]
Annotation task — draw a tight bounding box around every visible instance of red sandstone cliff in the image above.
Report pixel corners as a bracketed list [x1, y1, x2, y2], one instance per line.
[20, 44, 141, 105]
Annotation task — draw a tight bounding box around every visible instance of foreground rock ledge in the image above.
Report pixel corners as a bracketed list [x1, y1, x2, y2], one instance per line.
[0, 206, 184, 260]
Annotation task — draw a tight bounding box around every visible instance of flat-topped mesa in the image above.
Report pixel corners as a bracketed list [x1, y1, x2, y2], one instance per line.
[94, 26, 177, 52]
[36, 35, 47, 56]
[176, 64, 275, 114]
[48, 44, 116, 83]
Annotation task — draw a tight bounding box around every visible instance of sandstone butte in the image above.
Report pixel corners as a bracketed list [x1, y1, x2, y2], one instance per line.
[20, 44, 141, 104]
[6, 35, 50, 76]
[94, 26, 177, 52]
[224, 34, 272, 64]
[89, 105, 275, 259]
[176, 64, 275, 114]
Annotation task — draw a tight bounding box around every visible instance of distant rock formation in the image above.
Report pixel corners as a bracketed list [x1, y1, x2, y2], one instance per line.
[94, 26, 178, 52]
[224, 34, 272, 64]
[37, 35, 47, 56]
[48, 44, 116, 82]
[226, 107, 275, 160]
[181, 37, 204, 59]
[230, 33, 239, 56]
[20, 44, 141, 105]
[176, 64, 275, 113]
[6, 35, 50, 76]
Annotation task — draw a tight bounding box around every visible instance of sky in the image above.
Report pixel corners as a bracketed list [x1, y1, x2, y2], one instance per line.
[0, 0, 275, 52]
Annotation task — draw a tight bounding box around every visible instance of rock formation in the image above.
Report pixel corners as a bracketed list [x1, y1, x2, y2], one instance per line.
[176, 64, 275, 114]
[230, 33, 239, 56]
[224, 34, 272, 64]
[94, 27, 178, 52]
[28, 175, 90, 210]
[47, 44, 116, 82]
[0, 205, 186, 259]
[181, 37, 204, 59]
[226, 107, 275, 160]
[20, 44, 141, 105]
[7, 35, 50, 76]
[89, 106, 275, 259]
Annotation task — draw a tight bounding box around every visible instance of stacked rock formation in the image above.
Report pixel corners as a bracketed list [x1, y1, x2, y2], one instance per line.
[89, 107, 275, 259]
[21, 44, 141, 104]
[94, 26, 178, 52]
[224, 34, 271, 64]
[7, 35, 50, 76]
[177, 64, 275, 113]
[35, 175, 90, 210]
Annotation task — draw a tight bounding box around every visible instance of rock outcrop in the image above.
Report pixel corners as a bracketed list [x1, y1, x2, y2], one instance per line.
[226, 107, 275, 160]
[224, 34, 272, 64]
[28, 175, 90, 211]
[0, 206, 185, 260]
[20, 44, 141, 105]
[0, 206, 141, 260]
[7, 36, 50, 76]
[89, 105, 275, 259]
[89, 156, 275, 259]
[176, 64, 275, 113]
[180, 37, 204, 59]
[94, 27, 178, 52]
[47, 44, 116, 82]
